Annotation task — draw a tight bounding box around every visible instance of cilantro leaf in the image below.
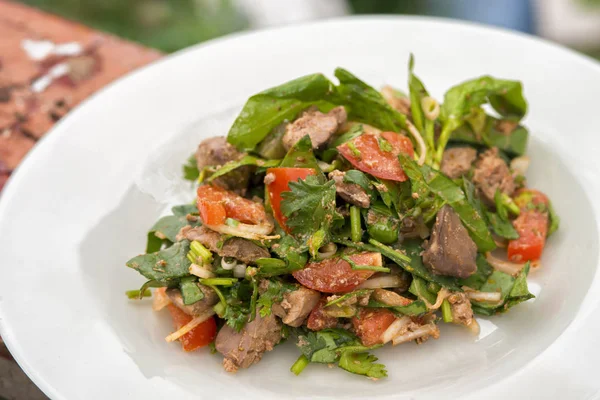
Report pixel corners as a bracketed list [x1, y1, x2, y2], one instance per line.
[257, 280, 296, 317]
[293, 328, 387, 379]
[183, 154, 199, 181]
[338, 348, 387, 379]
[280, 175, 343, 256]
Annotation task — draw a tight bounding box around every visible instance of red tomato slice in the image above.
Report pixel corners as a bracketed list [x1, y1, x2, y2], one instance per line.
[266, 167, 316, 231]
[292, 252, 381, 293]
[337, 131, 414, 182]
[166, 304, 217, 352]
[197, 184, 269, 226]
[352, 308, 396, 347]
[508, 189, 549, 262]
[307, 297, 338, 331]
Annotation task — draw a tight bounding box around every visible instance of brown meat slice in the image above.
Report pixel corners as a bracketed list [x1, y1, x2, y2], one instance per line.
[215, 313, 282, 372]
[306, 297, 338, 331]
[271, 286, 320, 327]
[440, 147, 477, 179]
[282, 106, 347, 150]
[195, 136, 251, 193]
[447, 293, 474, 327]
[422, 205, 477, 278]
[165, 286, 218, 317]
[328, 170, 370, 208]
[177, 225, 269, 264]
[472, 147, 515, 204]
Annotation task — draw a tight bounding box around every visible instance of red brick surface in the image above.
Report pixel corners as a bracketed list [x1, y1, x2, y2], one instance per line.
[0, 0, 163, 190]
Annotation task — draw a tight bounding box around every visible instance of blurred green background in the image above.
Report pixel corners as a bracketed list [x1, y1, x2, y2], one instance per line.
[17, 0, 600, 57]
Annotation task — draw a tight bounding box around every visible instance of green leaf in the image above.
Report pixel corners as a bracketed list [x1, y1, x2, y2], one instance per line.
[183, 154, 200, 182]
[409, 276, 437, 304]
[333, 68, 407, 132]
[441, 76, 527, 127]
[296, 328, 357, 361]
[126, 241, 192, 284]
[408, 54, 430, 135]
[450, 117, 529, 157]
[471, 270, 515, 310]
[504, 263, 535, 309]
[206, 155, 280, 183]
[226, 73, 337, 151]
[399, 240, 461, 290]
[338, 348, 387, 379]
[457, 253, 493, 290]
[547, 200, 560, 237]
[279, 135, 322, 172]
[179, 276, 204, 305]
[436, 76, 528, 163]
[146, 204, 200, 252]
[343, 170, 374, 195]
[330, 124, 365, 148]
[257, 279, 296, 317]
[486, 211, 519, 240]
[367, 299, 429, 316]
[399, 155, 496, 252]
[281, 175, 343, 256]
[262, 234, 309, 277]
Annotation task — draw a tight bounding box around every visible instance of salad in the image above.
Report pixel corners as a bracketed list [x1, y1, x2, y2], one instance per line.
[125, 56, 559, 380]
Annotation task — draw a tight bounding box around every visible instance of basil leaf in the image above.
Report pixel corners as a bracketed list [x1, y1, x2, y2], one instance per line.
[206, 155, 279, 183]
[180, 276, 204, 305]
[127, 240, 192, 284]
[333, 68, 407, 132]
[227, 73, 336, 151]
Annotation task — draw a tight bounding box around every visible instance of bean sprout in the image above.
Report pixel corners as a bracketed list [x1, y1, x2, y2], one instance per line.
[406, 120, 427, 166]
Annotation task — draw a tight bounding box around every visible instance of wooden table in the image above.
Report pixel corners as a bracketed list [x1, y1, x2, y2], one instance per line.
[0, 1, 163, 397]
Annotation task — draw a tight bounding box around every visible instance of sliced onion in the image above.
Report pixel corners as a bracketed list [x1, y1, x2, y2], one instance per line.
[510, 156, 530, 176]
[356, 274, 402, 289]
[486, 253, 527, 276]
[406, 120, 427, 166]
[152, 288, 171, 311]
[165, 309, 216, 342]
[233, 263, 247, 278]
[425, 288, 450, 310]
[317, 242, 337, 260]
[464, 290, 502, 303]
[221, 257, 237, 270]
[205, 222, 279, 241]
[381, 316, 411, 344]
[392, 324, 439, 346]
[189, 263, 215, 279]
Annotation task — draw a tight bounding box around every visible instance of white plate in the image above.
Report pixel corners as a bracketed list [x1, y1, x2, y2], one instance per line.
[1, 16, 599, 400]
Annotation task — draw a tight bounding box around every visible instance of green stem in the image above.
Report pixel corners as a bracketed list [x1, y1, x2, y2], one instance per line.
[290, 354, 310, 376]
[441, 299, 453, 323]
[125, 289, 151, 299]
[367, 239, 411, 264]
[342, 256, 390, 273]
[501, 194, 521, 216]
[191, 240, 213, 264]
[200, 277, 237, 286]
[434, 124, 454, 167]
[350, 206, 362, 243]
